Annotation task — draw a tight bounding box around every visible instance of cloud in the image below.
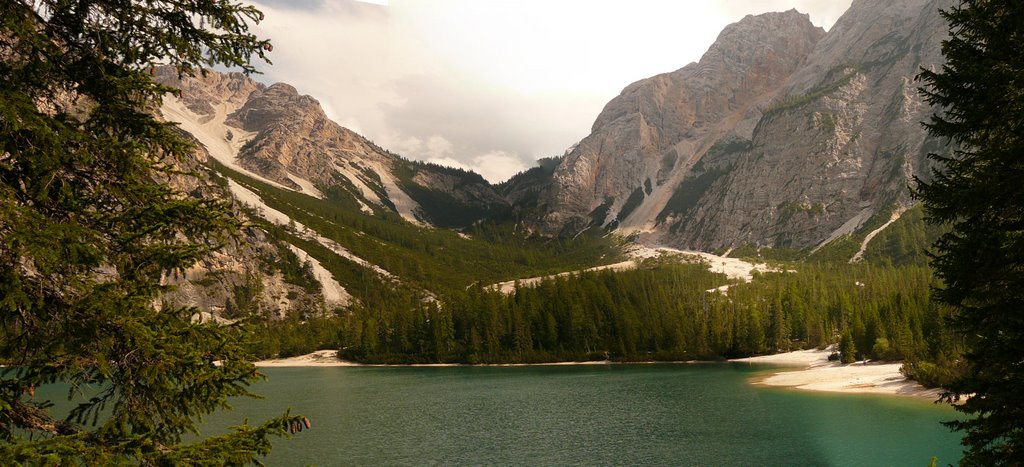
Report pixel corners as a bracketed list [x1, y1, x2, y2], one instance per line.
[378, 73, 597, 169]
[247, 0, 853, 184]
[427, 151, 530, 184]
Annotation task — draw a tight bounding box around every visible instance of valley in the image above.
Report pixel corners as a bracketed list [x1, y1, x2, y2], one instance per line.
[15, 0, 1024, 463]
[147, 0, 958, 378]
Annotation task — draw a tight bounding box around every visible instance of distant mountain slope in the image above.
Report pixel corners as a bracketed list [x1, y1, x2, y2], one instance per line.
[156, 67, 509, 229]
[157, 130, 335, 320]
[534, 9, 825, 237]
[154, 0, 957, 321]
[155, 69, 620, 320]
[529, 0, 953, 252]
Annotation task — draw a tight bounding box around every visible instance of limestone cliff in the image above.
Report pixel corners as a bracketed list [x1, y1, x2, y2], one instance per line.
[156, 131, 335, 320]
[671, 0, 951, 250]
[537, 10, 824, 237]
[531, 1, 952, 252]
[156, 68, 509, 228]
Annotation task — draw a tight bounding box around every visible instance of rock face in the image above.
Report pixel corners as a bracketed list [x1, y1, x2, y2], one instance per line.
[156, 68, 509, 228]
[537, 10, 824, 236]
[532, 1, 952, 251]
[155, 132, 333, 320]
[154, 67, 513, 319]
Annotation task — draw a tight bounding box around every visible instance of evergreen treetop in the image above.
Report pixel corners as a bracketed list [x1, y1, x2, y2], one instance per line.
[916, 0, 1024, 463]
[0, 0, 304, 463]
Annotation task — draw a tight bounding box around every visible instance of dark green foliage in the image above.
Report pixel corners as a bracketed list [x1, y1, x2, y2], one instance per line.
[497, 156, 562, 221]
[352, 165, 397, 211]
[260, 240, 320, 294]
[657, 168, 729, 222]
[900, 360, 962, 390]
[862, 205, 948, 266]
[839, 329, 857, 364]
[804, 237, 860, 263]
[332, 260, 957, 366]
[726, 244, 806, 263]
[391, 160, 511, 228]
[871, 337, 895, 361]
[708, 203, 944, 267]
[588, 196, 615, 227]
[656, 137, 749, 224]
[498, 156, 562, 193]
[213, 158, 622, 298]
[805, 204, 900, 263]
[322, 178, 368, 212]
[249, 314, 344, 359]
[0, 0, 309, 463]
[702, 137, 753, 161]
[232, 273, 266, 317]
[393, 158, 489, 186]
[659, 151, 678, 175]
[915, 1, 1024, 463]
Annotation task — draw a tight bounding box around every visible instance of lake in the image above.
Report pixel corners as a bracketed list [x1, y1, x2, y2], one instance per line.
[197, 364, 962, 466]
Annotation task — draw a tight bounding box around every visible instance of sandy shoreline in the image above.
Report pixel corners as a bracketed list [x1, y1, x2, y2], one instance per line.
[255, 350, 359, 367]
[731, 348, 941, 399]
[257, 349, 940, 399]
[254, 350, 613, 368]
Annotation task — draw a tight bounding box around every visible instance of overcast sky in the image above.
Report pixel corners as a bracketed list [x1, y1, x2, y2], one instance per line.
[246, 0, 851, 183]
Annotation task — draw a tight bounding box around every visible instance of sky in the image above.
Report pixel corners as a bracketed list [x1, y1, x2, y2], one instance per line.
[246, 0, 851, 183]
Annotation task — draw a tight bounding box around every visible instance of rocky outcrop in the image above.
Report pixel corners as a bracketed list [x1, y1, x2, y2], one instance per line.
[157, 68, 510, 228]
[537, 10, 825, 237]
[671, 0, 951, 250]
[531, 1, 953, 251]
[155, 132, 332, 320]
[228, 81, 396, 198]
[155, 67, 262, 119]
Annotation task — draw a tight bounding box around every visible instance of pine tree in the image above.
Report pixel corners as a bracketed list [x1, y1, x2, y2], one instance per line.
[839, 328, 857, 364]
[915, 1, 1024, 463]
[0, 0, 306, 463]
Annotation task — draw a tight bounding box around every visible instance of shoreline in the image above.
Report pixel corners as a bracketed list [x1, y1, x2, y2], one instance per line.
[255, 349, 941, 399]
[253, 350, 616, 368]
[731, 347, 941, 399]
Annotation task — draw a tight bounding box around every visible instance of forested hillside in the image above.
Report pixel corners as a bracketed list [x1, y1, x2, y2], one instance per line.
[140, 1, 962, 392]
[249, 254, 959, 385]
[207, 157, 624, 313]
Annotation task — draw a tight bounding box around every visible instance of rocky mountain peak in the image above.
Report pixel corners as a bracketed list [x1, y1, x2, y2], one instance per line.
[155, 67, 263, 118]
[666, 0, 953, 251]
[520, 0, 955, 255]
[539, 10, 824, 236]
[159, 66, 513, 229]
[227, 82, 324, 134]
[704, 9, 822, 64]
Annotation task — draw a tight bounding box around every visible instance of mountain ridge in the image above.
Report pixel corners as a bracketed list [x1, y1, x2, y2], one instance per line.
[530, 0, 952, 252]
[153, 1, 954, 321]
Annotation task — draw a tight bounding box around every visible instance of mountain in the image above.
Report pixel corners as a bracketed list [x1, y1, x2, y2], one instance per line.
[157, 67, 508, 229]
[154, 69, 619, 323]
[157, 129, 340, 321]
[154, 0, 954, 322]
[529, 0, 952, 253]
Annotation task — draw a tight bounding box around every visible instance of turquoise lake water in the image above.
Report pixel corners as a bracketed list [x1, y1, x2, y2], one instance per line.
[190, 364, 963, 466]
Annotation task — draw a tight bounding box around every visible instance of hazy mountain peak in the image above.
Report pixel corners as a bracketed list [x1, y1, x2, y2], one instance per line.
[525, 0, 951, 253]
[539, 9, 824, 238]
